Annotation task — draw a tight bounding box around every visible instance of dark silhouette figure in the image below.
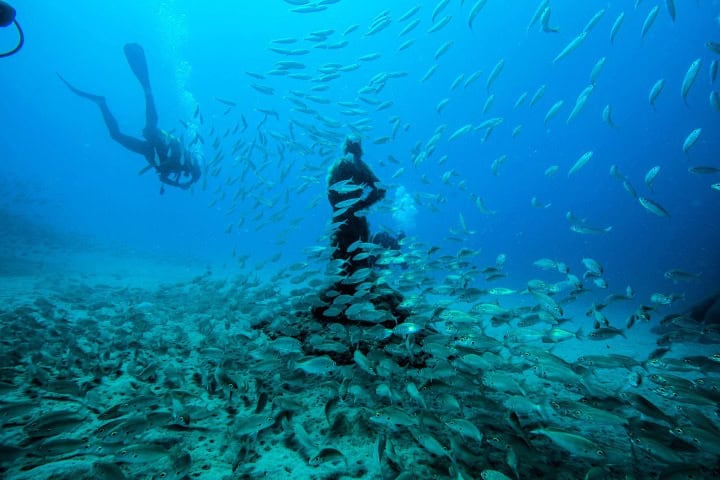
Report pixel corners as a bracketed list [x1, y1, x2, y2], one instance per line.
[372, 231, 404, 251]
[651, 291, 720, 341]
[313, 135, 409, 327]
[370, 231, 407, 269]
[58, 43, 202, 193]
[327, 135, 386, 272]
[686, 292, 720, 325]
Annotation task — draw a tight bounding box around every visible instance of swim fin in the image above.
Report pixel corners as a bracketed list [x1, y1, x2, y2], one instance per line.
[123, 43, 151, 92]
[56, 73, 104, 103]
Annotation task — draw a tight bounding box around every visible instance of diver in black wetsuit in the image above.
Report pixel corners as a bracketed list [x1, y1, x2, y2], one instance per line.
[370, 230, 407, 269]
[58, 43, 202, 193]
[371, 231, 404, 251]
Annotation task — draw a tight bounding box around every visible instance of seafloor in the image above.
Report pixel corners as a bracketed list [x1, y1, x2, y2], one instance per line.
[1, 215, 719, 480]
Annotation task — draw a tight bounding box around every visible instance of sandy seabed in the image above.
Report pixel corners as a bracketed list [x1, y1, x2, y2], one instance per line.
[1, 245, 719, 480]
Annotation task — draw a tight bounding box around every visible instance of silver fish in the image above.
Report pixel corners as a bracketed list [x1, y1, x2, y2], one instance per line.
[681, 58, 702, 104]
[610, 12, 625, 44]
[638, 196, 670, 217]
[294, 356, 336, 375]
[641, 5, 660, 41]
[664, 269, 702, 282]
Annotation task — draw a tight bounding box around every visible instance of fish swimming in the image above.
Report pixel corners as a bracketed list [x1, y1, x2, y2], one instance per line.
[553, 32, 588, 63]
[664, 269, 701, 282]
[610, 11, 625, 44]
[468, 0, 488, 30]
[682, 128, 702, 155]
[640, 6, 660, 42]
[638, 196, 670, 217]
[681, 58, 702, 104]
[568, 151, 594, 177]
[649, 78, 665, 109]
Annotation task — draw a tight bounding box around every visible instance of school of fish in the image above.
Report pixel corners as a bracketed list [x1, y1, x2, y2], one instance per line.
[2, 0, 719, 479]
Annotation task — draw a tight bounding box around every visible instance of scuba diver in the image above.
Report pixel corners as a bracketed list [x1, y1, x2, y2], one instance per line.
[371, 231, 405, 251]
[0, 1, 23, 58]
[313, 135, 409, 326]
[370, 230, 407, 269]
[58, 43, 202, 193]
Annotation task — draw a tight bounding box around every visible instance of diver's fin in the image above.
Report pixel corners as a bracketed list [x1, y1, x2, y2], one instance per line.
[56, 73, 104, 103]
[123, 43, 151, 92]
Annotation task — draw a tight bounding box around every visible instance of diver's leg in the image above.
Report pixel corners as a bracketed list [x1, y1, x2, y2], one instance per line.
[138, 72, 158, 134]
[57, 73, 104, 102]
[59, 73, 154, 159]
[96, 101, 153, 157]
[143, 91, 159, 133]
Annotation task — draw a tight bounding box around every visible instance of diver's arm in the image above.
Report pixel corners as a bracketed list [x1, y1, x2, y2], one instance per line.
[159, 177, 186, 189]
[158, 170, 178, 187]
[173, 170, 196, 190]
[176, 152, 201, 189]
[157, 168, 196, 190]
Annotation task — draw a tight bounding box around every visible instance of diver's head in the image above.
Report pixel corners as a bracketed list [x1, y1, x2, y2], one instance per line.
[344, 134, 363, 160]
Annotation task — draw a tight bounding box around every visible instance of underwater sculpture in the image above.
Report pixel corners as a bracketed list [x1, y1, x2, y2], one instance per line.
[312, 135, 409, 328]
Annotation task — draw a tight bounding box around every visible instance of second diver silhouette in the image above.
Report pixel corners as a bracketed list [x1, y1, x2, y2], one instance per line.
[58, 43, 202, 194]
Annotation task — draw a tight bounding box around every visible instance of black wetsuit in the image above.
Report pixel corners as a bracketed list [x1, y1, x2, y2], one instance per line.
[371, 231, 402, 251]
[370, 231, 407, 269]
[59, 43, 201, 191]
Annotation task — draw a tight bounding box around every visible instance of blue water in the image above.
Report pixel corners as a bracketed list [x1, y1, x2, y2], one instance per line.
[1, 0, 718, 304]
